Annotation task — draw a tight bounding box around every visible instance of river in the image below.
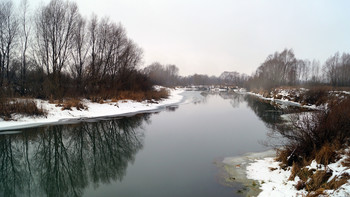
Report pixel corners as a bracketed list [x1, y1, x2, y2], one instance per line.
[0, 91, 284, 197]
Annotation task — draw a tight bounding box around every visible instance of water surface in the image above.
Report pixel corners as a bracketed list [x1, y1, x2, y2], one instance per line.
[0, 92, 283, 197]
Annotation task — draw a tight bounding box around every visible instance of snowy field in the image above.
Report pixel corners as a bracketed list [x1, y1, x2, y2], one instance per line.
[0, 88, 184, 131]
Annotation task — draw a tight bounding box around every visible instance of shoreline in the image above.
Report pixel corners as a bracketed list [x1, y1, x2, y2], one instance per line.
[220, 149, 276, 196]
[0, 88, 184, 131]
[223, 88, 350, 197]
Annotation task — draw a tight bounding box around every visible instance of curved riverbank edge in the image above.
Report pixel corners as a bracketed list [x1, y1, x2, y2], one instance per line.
[223, 149, 350, 197]
[220, 149, 276, 196]
[0, 88, 185, 131]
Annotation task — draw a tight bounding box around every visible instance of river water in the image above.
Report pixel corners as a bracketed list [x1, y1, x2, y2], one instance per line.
[0, 91, 283, 197]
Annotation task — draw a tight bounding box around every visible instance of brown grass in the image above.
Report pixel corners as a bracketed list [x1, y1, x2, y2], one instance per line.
[314, 142, 340, 165]
[295, 180, 306, 190]
[341, 152, 350, 167]
[325, 173, 350, 190]
[54, 98, 88, 111]
[0, 99, 46, 120]
[301, 86, 330, 106]
[306, 189, 325, 197]
[306, 170, 333, 192]
[92, 88, 170, 103]
[275, 97, 350, 194]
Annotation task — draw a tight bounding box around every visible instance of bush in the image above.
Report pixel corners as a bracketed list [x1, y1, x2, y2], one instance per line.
[276, 97, 350, 166]
[0, 99, 46, 120]
[301, 87, 330, 106]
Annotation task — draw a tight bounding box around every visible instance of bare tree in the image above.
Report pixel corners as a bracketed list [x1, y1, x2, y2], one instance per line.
[323, 52, 339, 86]
[19, 0, 31, 95]
[0, 0, 19, 87]
[34, 0, 79, 97]
[87, 14, 98, 92]
[71, 14, 88, 93]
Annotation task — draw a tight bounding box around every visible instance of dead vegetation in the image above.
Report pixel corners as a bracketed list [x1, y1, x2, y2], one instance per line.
[274, 97, 350, 195]
[51, 98, 88, 111]
[0, 98, 46, 120]
[87, 88, 169, 103]
[252, 86, 350, 107]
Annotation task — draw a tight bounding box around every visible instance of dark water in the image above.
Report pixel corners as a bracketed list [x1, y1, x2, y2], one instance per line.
[0, 92, 283, 197]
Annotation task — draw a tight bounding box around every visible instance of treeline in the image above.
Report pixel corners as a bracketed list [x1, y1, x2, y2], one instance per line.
[142, 62, 248, 87]
[0, 0, 151, 99]
[247, 49, 350, 90]
[142, 49, 350, 90]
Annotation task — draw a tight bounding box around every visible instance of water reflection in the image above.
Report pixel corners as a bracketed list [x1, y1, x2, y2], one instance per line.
[205, 92, 284, 126]
[0, 114, 149, 197]
[244, 95, 284, 127]
[218, 92, 245, 108]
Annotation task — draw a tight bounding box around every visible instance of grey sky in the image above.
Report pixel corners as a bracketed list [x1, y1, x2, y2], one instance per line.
[20, 0, 350, 76]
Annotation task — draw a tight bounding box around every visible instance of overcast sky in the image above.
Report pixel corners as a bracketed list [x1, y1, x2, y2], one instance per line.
[18, 0, 350, 76]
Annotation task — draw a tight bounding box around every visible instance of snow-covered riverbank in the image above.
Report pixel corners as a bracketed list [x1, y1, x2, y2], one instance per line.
[223, 149, 350, 197]
[0, 88, 184, 131]
[244, 151, 350, 197]
[243, 87, 350, 110]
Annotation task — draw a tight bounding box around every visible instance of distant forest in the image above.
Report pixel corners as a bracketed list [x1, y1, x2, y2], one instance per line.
[1, 0, 349, 101]
[144, 49, 350, 90]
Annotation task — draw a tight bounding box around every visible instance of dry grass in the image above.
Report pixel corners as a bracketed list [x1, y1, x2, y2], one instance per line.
[0, 99, 46, 120]
[306, 189, 325, 197]
[306, 170, 333, 192]
[295, 180, 306, 190]
[276, 148, 292, 168]
[53, 98, 88, 111]
[90, 88, 170, 103]
[341, 152, 350, 167]
[314, 142, 340, 165]
[275, 97, 350, 194]
[282, 143, 350, 194]
[325, 173, 350, 190]
[301, 86, 330, 106]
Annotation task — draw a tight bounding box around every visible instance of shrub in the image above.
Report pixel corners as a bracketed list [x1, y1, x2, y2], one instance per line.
[301, 87, 330, 106]
[0, 99, 46, 120]
[61, 99, 87, 111]
[276, 97, 350, 166]
[275, 97, 350, 194]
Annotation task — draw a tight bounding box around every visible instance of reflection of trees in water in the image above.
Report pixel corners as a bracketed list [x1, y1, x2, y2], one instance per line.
[200, 91, 244, 107]
[202, 91, 283, 128]
[244, 95, 284, 128]
[0, 114, 149, 197]
[244, 95, 292, 148]
[216, 92, 285, 146]
[218, 92, 245, 108]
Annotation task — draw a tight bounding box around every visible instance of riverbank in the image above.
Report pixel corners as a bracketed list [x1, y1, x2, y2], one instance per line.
[223, 148, 350, 197]
[243, 149, 350, 197]
[0, 88, 184, 131]
[225, 87, 350, 196]
[245, 86, 350, 110]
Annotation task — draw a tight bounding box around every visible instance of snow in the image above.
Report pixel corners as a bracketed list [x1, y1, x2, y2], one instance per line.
[246, 157, 307, 197]
[245, 90, 320, 110]
[245, 150, 350, 196]
[0, 88, 184, 131]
